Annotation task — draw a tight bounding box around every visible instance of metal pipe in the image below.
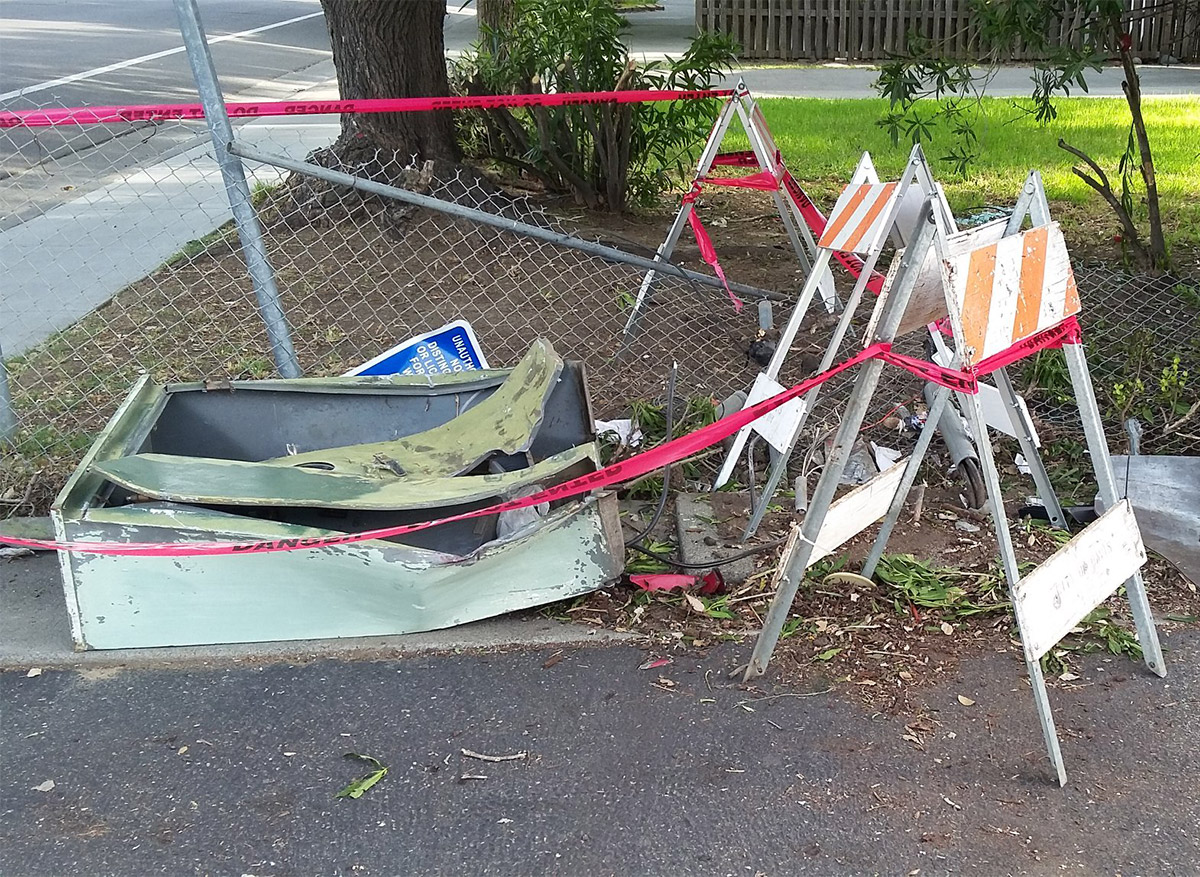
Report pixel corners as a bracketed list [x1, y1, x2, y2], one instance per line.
[0, 340, 15, 446]
[228, 141, 788, 305]
[173, 0, 302, 379]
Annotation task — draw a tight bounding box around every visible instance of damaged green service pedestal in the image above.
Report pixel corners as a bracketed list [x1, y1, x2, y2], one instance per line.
[52, 356, 623, 650]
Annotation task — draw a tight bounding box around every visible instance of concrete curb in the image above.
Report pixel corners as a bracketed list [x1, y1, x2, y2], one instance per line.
[0, 553, 635, 672]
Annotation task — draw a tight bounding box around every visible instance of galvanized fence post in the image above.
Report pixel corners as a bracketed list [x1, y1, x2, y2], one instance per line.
[0, 341, 15, 446]
[172, 0, 302, 379]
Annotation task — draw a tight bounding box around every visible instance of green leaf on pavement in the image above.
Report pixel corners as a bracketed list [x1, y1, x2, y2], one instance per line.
[335, 752, 389, 799]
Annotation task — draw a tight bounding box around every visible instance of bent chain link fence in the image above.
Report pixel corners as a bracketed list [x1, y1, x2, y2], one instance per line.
[2, 93, 1198, 521]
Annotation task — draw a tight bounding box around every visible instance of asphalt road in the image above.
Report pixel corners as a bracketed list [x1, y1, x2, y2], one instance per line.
[0, 0, 331, 108]
[1, 632, 1197, 875]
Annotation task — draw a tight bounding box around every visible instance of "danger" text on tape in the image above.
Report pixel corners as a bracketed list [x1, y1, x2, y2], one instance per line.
[0, 89, 734, 129]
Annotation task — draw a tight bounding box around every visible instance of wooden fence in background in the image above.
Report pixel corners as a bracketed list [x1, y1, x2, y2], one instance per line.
[696, 0, 1200, 61]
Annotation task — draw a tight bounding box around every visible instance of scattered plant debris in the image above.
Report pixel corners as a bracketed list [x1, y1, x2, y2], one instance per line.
[335, 753, 389, 800]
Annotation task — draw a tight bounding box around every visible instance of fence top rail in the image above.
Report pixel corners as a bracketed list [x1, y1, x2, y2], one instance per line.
[0, 88, 736, 129]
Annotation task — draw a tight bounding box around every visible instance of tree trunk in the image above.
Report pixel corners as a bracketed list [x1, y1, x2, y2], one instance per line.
[478, 0, 517, 61]
[320, 0, 459, 162]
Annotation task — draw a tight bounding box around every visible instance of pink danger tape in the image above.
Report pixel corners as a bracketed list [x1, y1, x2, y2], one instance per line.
[0, 344, 888, 557]
[0, 323, 1080, 558]
[0, 89, 734, 129]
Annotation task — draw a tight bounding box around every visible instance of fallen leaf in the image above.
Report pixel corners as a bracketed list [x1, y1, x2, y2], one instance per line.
[33, 780, 55, 793]
[683, 592, 705, 613]
[898, 670, 914, 682]
[656, 676, 677, 688]
[1059, 672, 1080, 682]
[542, 653, 563, 669]
[957, 695, 976, 706]
[25, 668, 42, 678]
[336, 753, 389, 800]
[940, 622, 954, 635]
[814, 647, 843, 662]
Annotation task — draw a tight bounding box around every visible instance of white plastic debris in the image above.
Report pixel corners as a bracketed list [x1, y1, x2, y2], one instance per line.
[595, 419, 643, 448]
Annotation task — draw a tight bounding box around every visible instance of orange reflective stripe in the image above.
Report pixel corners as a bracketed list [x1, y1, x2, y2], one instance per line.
[960, 241, 998, 364]
[841, 182, 897, 252]
[1011, 225, 1048, 344]
[819, 184, 872, 248]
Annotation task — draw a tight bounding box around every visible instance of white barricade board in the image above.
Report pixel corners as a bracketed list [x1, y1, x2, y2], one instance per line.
[744, 372, 808, 453]
[1012, 499, 1146, 661]
[777, 460, 907, 568]
[864, 217, 1009, 342]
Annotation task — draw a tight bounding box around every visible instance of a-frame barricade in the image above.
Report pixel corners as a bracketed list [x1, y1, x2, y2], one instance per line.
[622, 80, 884, 341]
[741, 170, 1166, 785]
[714, 150, 1066, 542]
[714, 146, 954, 539]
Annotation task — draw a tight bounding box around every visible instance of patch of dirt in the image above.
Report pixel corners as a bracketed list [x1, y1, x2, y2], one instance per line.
[576, 438, 1200, 708]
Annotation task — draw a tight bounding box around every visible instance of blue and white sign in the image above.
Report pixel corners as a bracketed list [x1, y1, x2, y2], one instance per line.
[346, 320, 490, 377]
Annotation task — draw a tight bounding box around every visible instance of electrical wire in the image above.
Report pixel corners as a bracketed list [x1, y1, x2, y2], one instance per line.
[621, 363, 790, 570]
[623, 363, 677, 548]
[627, 535, 790, 570]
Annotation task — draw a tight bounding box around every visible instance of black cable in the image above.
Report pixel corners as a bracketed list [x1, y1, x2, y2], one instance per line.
[623, 363, 677, 547]
[627, 535, 790, 570]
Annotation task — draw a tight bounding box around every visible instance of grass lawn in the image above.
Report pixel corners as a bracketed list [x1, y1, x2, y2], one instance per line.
[725, 96, 1200, 250]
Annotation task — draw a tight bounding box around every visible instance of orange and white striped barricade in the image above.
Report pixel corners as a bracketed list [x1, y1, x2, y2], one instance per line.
[715, 145, 959, 539]
[742, 175, 1165, 786]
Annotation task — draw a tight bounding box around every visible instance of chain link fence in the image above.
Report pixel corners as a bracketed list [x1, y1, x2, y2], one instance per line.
[2, 93, 1197, 520]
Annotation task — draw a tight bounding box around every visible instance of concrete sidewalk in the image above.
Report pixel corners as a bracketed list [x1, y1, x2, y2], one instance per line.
[0, 60, 344, 358]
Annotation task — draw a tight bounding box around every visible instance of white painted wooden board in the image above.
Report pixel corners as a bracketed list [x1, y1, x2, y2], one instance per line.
[1012, 499, 1146, 661]
[864, 217, 1008, 341]
[809, 460, 906, 564]
[744, 372, 808, 454]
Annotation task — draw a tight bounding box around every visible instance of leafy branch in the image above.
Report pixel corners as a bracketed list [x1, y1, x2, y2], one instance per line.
[875, 0, 1170, 269]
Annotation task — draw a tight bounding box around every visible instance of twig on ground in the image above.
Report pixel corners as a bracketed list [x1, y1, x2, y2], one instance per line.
[460, 749, 527, 763]
[733, 688, 833, 710]
[911, 483, 926, 522]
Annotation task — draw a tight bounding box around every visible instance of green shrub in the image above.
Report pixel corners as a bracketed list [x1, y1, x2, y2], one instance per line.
[453, 0, 736, 211]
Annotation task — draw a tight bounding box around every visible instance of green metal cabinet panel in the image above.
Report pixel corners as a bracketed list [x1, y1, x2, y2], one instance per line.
[51, 348, 621, 650]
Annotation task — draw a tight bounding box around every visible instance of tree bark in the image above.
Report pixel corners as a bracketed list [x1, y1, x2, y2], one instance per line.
[320, 0, 459, 162]
[478, 0, 517, 61]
